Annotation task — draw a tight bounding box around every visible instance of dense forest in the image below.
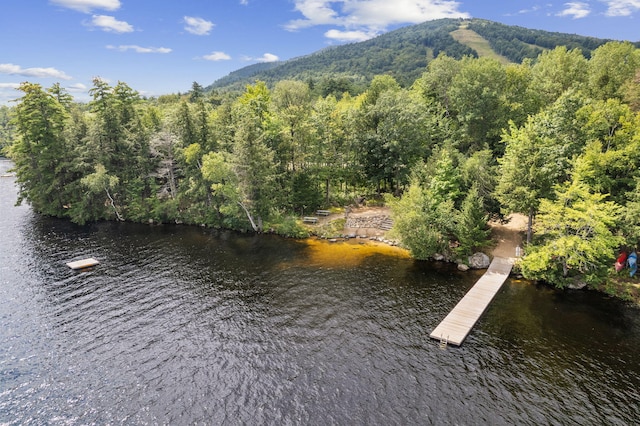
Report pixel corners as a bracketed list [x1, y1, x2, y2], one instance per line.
[207, 18, 636, 94]
[466, 19, 611, 62]
[2, 24, 640, 296]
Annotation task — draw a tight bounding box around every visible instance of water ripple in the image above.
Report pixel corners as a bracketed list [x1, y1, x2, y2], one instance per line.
[1, 162, 640, 425]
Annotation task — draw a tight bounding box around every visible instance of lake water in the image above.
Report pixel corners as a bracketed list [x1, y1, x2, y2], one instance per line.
[1, 158, 639, 425]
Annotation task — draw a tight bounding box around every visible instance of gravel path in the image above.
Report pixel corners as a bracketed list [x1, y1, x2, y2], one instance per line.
[489, 214, 527, 258]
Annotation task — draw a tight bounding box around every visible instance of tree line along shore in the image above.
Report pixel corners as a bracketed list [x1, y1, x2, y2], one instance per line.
[2, 42, 640, 303]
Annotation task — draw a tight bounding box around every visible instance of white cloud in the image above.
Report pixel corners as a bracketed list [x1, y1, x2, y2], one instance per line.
[324, 29, 377, 42]
[286, 0, 339, 30]
[184, 16, 214, 35]
[66, 83, 88, 92]
[343, 0, 469, 27]
[89, 14, 134, 33]
[0, 84, 21, 105]
[0, 63, 72, 80]
[50, 0, 120, 13]
[257, 53, 279, 62]
[507, 5, 541, 16]
[603, 0, 640, 16]
[285, 0, 470, 37]
[203, 51, 232, 61]
[107, 45, 172, 53]
[243, 53, 280, 62]
[557, 2, 591, 19]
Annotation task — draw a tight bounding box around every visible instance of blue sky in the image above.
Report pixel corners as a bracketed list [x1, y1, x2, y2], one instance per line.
[1, 0, 638, 104]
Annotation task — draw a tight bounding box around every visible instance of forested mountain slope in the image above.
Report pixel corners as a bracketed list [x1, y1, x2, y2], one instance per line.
[207, 18, 635, 94]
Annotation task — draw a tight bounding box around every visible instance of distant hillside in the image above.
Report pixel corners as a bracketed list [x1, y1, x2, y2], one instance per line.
[206, 62, 282, 91]
[466, 19, 616, 62]
[450, 21, 510, 64]
[206, 18, 635, 94]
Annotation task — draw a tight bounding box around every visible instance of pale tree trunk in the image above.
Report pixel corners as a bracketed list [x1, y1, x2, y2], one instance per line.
[105, 187, 124, 221]
[168, 166, 177, 199]
[325, 177, 330, 204]
[527, 207, 534, 244]
[237, 201, 260, 232]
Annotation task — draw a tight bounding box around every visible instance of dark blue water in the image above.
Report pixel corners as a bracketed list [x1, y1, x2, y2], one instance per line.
[1, 158, 639, 425]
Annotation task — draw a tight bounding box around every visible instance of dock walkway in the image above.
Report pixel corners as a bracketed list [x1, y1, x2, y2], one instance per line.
[430, 256, 513, 346]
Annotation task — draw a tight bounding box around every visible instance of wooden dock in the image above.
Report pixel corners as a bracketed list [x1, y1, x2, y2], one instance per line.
[430, 256, 513, 346]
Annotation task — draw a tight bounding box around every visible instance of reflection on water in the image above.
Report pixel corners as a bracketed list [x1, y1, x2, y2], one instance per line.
[1, 158, 639, 425]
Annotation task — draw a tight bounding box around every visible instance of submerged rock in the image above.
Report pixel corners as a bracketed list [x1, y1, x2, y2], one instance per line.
[567, 278, 588, 290]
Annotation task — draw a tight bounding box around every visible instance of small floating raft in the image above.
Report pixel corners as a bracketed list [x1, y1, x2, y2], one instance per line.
[66, 258, 100, 270]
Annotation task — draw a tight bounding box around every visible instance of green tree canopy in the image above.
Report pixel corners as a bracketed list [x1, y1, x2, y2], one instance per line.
[588, 41, 640, 101]
[520, 180, 623, 288]
[572, 98, 640, 205]
[448, 57, 510, 154]
[530, 46, 588, 107]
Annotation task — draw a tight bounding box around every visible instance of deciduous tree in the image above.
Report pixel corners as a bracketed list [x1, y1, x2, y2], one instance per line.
[572, 99, 640, 205]
[520, 180, 623, 287]
[530, 46, 588, 107]
[495, 113, 564, 243]
[448, 57, 509, 154]
[588, 41, 640, 101]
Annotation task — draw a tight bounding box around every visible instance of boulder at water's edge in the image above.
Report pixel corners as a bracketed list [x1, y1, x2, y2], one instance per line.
[469, 252, 491, 269]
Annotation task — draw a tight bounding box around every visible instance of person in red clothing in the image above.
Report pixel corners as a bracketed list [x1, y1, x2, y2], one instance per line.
[615, 250, 628, 272]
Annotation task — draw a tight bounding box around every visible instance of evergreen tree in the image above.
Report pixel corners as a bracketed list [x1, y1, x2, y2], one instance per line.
[387, 162, 455, 259]
[175, 101, 197, 147]
[428, 146, 463, 205]
[231, 82, 278, 231]
[290, 170, 322, 215]
[460, 149, 499, 215]
[189, 81, 205, 103]
[454, 184, 491, 256]
[9, 82, 71, 216]
[0, 105, 16, 154]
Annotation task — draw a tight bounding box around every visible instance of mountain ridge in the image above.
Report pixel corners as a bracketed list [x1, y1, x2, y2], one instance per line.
[206, 18, 638, 94]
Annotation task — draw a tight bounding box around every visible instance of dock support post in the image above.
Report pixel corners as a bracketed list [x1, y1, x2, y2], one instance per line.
[439, 334, 448, 350]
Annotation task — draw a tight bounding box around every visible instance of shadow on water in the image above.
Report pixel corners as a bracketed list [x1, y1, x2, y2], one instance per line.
[1, 158, 639, 425]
